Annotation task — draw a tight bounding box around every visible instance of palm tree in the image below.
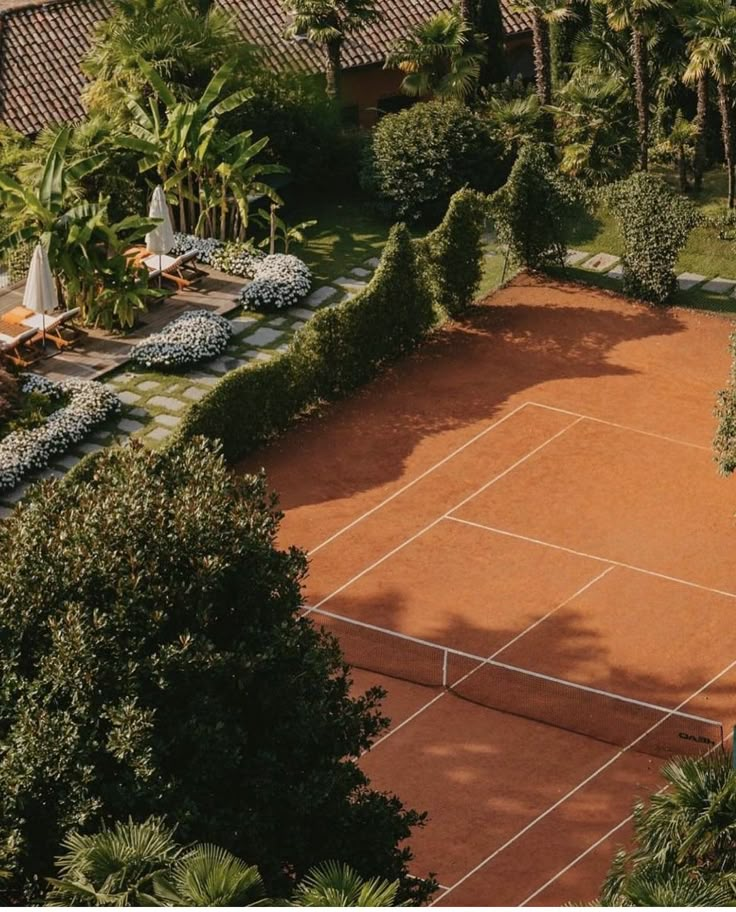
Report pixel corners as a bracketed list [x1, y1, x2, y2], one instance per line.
[384, 5, 485, 101]
[483, 94, 542, 155]
[290, 861, 404, 907]
[512, 0, 574, 108]
[682, 0, 736, 207]
[600, 0, 673, 172]
[281, 0, 379, 100]
[82, 0, 254, 115]
[153, 845, 266, 906]
[599, 753, 736, 905]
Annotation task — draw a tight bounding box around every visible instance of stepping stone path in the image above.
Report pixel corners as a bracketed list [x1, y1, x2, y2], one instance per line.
[703, 277, 736, 294]
[677, 272, 707, 291]
[582, 252, 620, 272]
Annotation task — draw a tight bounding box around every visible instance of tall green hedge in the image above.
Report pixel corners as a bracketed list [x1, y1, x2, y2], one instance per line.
[714, 331, 736, 475]
[174, 191, 487, 462]
[416, 188, 489, 318]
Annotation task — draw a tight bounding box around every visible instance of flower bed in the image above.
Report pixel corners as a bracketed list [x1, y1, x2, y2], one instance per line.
[0, 374, 120, 491]
[131, 310, 233, 369]
[170, 234, 264, 277]
[239, 254, 312, 312]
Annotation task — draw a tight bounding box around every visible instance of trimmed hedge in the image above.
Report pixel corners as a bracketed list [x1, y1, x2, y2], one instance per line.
[416, 189, 489, 318]
[714, 331, 736, 475]
[605, 173, 700, 305]
[174, 191, 487, 462]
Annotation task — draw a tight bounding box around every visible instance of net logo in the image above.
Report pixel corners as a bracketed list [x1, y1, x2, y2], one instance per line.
[678, 732, 716, 745]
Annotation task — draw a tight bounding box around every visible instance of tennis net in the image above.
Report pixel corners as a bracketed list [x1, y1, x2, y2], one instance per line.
[308, 607, 724, 759]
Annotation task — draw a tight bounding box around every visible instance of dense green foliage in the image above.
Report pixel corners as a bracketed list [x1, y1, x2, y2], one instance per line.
[599, 753, 736, 906]
[0, 370, 18, 424]
[46, 817, 404, 907]
[417, 188, 489, 317]
[605, 172, 700, 304]
[489, 143, 580, 270]
[175, 191, 487, 461]
[0, 439, 432, 905]
[714, 330, 736, 474]
[361, 101, 505, 223]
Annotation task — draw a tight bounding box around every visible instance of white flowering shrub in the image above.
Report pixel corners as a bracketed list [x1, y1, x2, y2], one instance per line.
[239, 254, 312, 312]
[170, 234, 264, 277]
[132, 310, 233, 369]
[0, 374, 120, 491]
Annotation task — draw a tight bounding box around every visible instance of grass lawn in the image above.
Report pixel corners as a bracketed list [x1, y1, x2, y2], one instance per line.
[564, 167, 736, 316]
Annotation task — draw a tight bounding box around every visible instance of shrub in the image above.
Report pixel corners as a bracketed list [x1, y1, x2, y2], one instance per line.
[417, 188, 489, 317]
[0, 438, 433, 905]
[170, 234, 265, 277]
[361, 100, 506, 223]
[489, 143, 581, 271]
[605, 172, 700, 305]
[131, 311, 233, 370]
[177, 222, 435, 460]
[714, 331, 736, 475]
[239, 254, 312, 312]
[0, 368, 19, 423]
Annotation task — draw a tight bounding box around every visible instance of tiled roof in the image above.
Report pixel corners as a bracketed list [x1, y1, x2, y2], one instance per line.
[0, 0, 532, 135]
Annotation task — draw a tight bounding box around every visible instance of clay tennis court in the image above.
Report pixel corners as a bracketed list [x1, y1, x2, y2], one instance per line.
[239, 273, 736, 905]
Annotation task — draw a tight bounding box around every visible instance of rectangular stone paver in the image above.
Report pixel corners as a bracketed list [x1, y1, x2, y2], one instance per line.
[703, 277, 736, 294]
[291, 321, 306, 332]
[184, 386, 207, 401]
[4, 483, 29, 503]
[138, 380, 160, 392]
[147, 396, 185, 412]
[118, 418, 146, 432]
[288, 307, 318, 321]
[607, 263, 625, 280]
[147, 426, 171, 442]
[231, 317, 259, 335]
[334, 276, 368, 290]
[244, 327, 285, 347]
[187, 372, 219, 386]
[118, 390, 141, 405]
[565, 250, 590, 266]
[56, 454, 80, 469]
[268, 317, 287, 326]
[582, 252, 620, 272]
[364, 257, 381, 268]
[677, 272, 707, 290]
[78, 442, 104, 454]
[155, 414, 181, 428]
[351, 267, 372, 277]
[305, 286, 337, 306]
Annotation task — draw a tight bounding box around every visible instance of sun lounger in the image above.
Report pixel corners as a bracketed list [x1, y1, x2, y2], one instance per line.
[29, 307, 81, 350]
[0, 327, 39, 367]
[143, 251, 207, 290]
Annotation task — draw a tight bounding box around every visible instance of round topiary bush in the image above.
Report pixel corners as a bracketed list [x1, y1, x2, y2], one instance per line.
[361, 100, 507, 223]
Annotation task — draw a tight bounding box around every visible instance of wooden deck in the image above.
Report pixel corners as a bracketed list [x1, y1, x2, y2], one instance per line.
[0, 269, 248, 381]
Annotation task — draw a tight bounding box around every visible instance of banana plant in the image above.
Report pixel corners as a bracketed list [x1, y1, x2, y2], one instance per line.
[256, 207, 317, 254]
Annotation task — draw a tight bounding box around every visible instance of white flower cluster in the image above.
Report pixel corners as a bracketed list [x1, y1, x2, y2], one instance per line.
[0, 374, 120, 491]
[239, 254, 312, 312]
[169, 234, 264, 277]
[132, 310, 233, 369]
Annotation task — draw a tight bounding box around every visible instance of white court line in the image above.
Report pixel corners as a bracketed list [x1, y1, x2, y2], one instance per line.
[305, 417, 583, 614]
[527, 401, 712, 453]
[517, 729, 735, 907]
[446, 516, 736, 602]
[307, 402, 532, 557]
[434, 657, 736, 906]
[362, 565, 615, 754]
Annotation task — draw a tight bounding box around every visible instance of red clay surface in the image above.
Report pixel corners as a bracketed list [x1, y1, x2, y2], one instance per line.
[238, 274, 736, 905]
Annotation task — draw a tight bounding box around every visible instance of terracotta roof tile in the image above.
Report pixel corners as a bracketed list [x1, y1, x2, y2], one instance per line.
[0, 0, 532, 135]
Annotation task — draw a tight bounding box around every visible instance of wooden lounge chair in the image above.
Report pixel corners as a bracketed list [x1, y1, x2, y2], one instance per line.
[143, 251, 207, 290]
[30, 308, 81, 350]
[0, 328, 40, 367]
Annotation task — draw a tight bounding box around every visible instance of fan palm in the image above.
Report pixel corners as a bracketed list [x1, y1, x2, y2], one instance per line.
[385, 5, 485, 101]
[46, 817, 180, 906]
[599, 753, 736, 905]
[153, 845, 266, 906]
[483, 94, 542, 155]
[599, 0, 674, 172]
[512, 0, 574, 107]
[290, 861, 404, 906]
[681, 0, 736, 207]
[281, 0, 379, 99]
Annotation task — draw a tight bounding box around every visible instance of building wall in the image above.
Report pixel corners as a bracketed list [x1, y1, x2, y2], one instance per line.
[339, 33, 535, 127]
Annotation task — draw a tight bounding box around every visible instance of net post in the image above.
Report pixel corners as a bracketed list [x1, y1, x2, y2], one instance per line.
[442, 649, 448, 688]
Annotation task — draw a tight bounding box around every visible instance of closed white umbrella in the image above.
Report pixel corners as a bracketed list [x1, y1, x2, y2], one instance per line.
[22, 243, 58, 349]
[145, 185, 175, 286]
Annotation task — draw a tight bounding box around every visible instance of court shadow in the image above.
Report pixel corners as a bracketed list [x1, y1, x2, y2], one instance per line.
[239, 274, 692, 512]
